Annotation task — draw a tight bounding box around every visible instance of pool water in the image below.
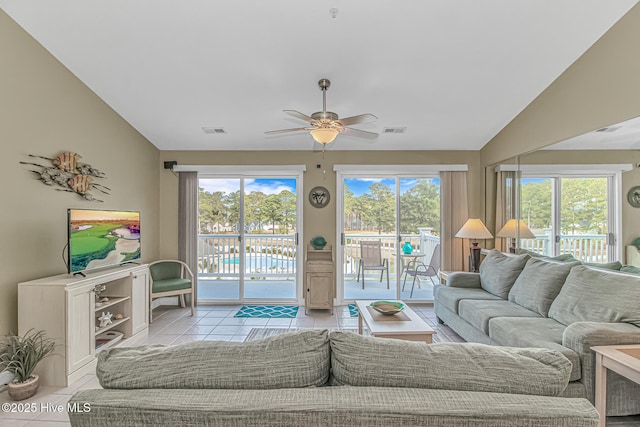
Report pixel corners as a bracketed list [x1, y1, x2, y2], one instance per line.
[223, 255, 295, 270]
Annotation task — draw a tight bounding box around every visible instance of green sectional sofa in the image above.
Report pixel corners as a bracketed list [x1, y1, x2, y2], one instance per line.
[69, 330, 599, 427]
[434, 249, 640, 417]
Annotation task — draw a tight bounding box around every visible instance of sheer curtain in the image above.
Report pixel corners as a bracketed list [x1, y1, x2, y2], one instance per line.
[440, 171, 469, 271]
[178, 171, 198, 304]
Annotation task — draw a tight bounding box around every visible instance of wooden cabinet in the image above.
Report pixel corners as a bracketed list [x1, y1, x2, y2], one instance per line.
[130, 270, 150, 335]
[18, 264, 149, 386]
[305, 245, 334, 314]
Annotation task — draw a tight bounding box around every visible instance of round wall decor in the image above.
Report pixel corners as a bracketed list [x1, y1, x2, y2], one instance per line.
[628, 185, 640, 208]
[309, 186, 330, 208]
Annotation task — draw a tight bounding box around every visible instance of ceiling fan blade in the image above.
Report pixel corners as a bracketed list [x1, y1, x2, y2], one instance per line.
[337, 113, 378, 126]
[344, 127, 379, 139]
[283, 110, 314, 123]
[264, 127, 310, 135]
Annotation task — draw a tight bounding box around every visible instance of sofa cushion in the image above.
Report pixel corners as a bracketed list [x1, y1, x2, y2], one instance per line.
[479, 250, 529, 299]
[434, 285, 501, 314]
[329, 331, 571, 396]
[458, 299, 540, 334]
[488, 317, 582, 382]
[152, 278, 192, 293]
[97, 329, 330, 389]
[508, 257, 579, 317]
[548, 265, 640, 327]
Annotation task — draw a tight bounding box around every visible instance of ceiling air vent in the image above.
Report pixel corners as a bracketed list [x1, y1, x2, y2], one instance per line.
[383, 127, 407, 134]
[202, 127, 226, 134]
[595, 126, 621, 133]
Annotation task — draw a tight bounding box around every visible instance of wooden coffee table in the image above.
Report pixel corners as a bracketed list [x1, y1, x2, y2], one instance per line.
[355, 300, 436, 343]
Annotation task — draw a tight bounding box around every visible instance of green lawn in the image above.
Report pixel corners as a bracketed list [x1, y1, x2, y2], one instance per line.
[70, 223, 121, 255]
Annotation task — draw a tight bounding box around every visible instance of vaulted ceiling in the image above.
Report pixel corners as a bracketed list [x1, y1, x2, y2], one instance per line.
[2, 1, 638, 151]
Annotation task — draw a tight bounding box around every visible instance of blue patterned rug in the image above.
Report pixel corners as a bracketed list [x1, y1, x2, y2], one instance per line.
[234, 305, 299, 318]
[348, 304, 359, 317]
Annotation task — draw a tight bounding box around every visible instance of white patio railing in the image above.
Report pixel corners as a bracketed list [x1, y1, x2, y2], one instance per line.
[198, 233, 296, 279]
[342, 232, 440, 276]
[519, 233, 608, 263]
[197, 232, 608, 282]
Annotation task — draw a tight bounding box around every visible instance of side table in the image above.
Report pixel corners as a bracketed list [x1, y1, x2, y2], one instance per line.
[592, 344, 640, 427]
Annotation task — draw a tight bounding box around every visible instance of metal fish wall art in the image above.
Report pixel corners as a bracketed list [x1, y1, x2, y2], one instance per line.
[20, 151, 110, 202]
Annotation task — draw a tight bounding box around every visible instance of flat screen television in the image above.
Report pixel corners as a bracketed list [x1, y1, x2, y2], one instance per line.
[67, 209, 141, 274]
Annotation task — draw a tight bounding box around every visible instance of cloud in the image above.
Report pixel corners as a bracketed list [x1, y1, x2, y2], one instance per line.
[199, 178, 295, 195]
[245, 179, 295, 195]
[199, 179, 240, 195]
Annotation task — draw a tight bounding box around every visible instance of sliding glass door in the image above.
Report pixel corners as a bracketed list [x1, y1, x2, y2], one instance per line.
[197, 176, 300, 302]
[198, 178, 242, 300]
[342, 177, 398, 301]
[339, 173, 441, 303]
[399, 177, 441, 299]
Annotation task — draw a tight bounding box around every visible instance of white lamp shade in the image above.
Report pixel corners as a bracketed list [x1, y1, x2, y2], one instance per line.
[455, 219, 493, 240]
[496, 219, 536, 239]
[310, 128, 339, 144]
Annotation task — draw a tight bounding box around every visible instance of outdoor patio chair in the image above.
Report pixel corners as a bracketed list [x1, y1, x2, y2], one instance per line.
[356, 240, 390, 289]
[149, 260, 195, 323]
[403, 243, 440, 298]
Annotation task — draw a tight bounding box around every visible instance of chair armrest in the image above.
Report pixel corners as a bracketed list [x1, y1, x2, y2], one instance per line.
[445, 272, 481, 288]
[181, 263, 195, 282]
[406, 260, 421, 270]
[562, 322, 640, 401]
[416, 263, 437, 274]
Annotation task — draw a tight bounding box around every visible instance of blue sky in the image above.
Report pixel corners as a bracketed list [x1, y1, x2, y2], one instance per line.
[522, 178, 548, 184]
[345, 178, 440, 197]
[199, 177, 441, 197]
[199, 178, 296, 195]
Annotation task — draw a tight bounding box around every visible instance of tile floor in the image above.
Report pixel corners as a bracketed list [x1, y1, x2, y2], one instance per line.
[0, 303, 458, 426]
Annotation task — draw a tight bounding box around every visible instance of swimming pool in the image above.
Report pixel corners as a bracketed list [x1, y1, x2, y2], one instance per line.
[223, 255, 295, 270]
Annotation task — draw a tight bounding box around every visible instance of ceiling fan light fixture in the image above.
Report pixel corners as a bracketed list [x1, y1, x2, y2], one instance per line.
[310, 127, 339, 144]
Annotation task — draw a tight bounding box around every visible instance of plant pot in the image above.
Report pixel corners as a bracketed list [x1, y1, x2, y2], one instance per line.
[8, 375, 39, 401]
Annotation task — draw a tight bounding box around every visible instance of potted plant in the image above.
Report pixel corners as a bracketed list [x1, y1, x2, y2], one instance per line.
[0, 329, 55, 400]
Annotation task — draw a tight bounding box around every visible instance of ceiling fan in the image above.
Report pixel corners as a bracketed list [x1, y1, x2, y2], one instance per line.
[265, 78, 378, 145]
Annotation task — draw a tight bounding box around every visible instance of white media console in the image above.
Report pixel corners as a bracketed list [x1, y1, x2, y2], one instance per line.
[18, 264, 149, 386]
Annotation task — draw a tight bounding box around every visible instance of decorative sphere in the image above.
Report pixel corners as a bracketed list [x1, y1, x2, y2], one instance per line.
[310, 236, 327, 250]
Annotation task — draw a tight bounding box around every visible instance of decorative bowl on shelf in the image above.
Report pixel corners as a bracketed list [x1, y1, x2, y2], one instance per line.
[370, 301, 405, 315]
[310, 236, 327, 250]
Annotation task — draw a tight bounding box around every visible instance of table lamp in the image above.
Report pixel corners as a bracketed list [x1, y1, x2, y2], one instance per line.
[496, 219, 536, 253]
[455, 219, 493, 273]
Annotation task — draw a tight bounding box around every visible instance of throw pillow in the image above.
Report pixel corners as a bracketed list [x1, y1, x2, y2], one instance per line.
[621, 265, 640, 275]
[97, 329, 330, 389]
[548, 265, 640, 327]
[582, 260, 623, 270]
[550, 254, 579, 262]
[479, 249, 529, 299]
[508, 257, 579, 316]
[329, 331, 571, 396]
[515, 249, 577, 263]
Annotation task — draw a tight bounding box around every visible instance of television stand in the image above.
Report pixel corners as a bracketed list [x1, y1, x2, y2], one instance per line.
[73, 271, 86, 277]
[18, 264, 149, 386]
